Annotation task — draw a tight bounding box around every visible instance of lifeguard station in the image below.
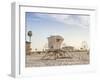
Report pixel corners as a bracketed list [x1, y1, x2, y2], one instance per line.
[42, 35, 72, 60]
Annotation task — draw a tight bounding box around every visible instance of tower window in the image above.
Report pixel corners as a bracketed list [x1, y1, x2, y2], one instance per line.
[56, 39, 60, 42]
[51, 46, 53, 48]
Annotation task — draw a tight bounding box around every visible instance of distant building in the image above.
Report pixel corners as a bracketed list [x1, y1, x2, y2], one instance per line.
[26, 41, 32, 55]
[62, 46, 74, 51]
[48, 35, 64, 49]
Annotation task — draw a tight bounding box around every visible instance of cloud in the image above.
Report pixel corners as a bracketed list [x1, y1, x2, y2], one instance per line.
[28, 12, 90, 29]
[48, 14, 90, 29]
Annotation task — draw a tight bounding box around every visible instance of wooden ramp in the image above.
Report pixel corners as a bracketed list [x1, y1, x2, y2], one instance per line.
[41, 49, 73, 60]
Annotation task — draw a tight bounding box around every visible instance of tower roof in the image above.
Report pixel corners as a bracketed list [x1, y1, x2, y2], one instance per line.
[48, 35, 64, 40]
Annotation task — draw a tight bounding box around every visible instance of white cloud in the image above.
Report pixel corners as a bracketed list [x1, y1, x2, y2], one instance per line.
[48, 14, 90, 29]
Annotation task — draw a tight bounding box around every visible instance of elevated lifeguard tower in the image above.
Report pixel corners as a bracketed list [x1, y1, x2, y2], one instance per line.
[41, 35, 72, 60]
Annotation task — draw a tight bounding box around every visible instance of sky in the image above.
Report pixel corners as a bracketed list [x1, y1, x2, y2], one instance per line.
[25, 12, 90, 51]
